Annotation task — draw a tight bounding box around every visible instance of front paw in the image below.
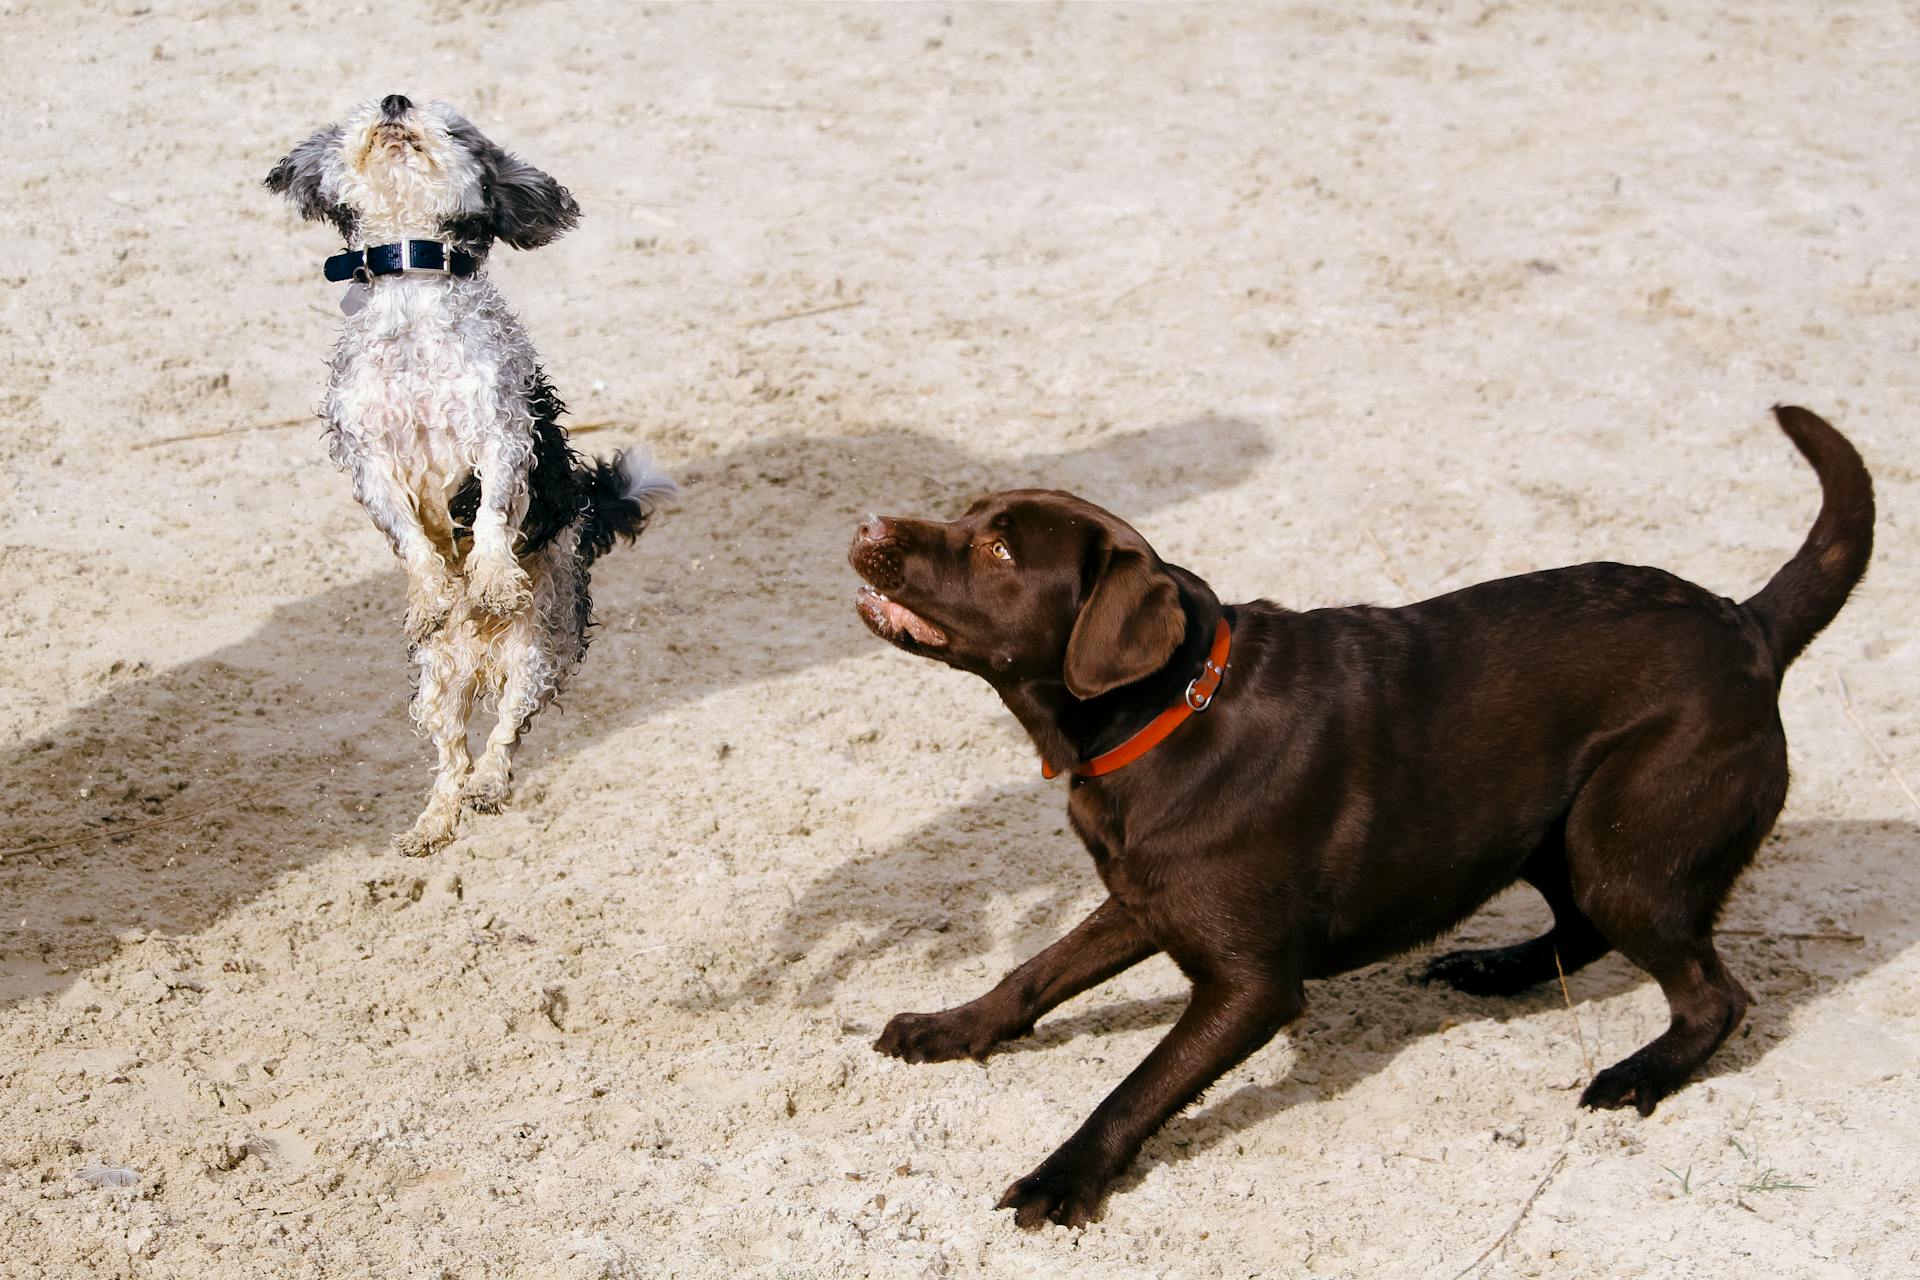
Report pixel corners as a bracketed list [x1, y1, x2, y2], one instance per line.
[405, 577, 456, 643]
[1579, 1058, 1671, 1118]
[393, 801, 460, 857]
[461, 758, 511, 814]
[468, 555, 532, 617]
[874, 1008, 1003, 1063]
[996, 1150, 1113, 1230]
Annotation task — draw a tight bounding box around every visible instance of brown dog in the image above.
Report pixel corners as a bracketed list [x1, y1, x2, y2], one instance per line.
[847, 407, 1873, 1229]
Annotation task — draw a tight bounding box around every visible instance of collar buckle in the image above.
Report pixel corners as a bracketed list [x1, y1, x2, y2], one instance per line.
[414, 239, 455, 275]
[1184, 656, 1225, 711]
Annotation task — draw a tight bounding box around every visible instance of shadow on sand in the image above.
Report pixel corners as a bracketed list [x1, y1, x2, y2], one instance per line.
[0, 416, 1270, 1003]
[738, 800, 1918, 1185]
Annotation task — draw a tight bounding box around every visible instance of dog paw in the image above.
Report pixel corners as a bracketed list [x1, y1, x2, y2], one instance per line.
[392, 806, 459, 857]
[1420, 945, 1543, 998]
[1579, 1061, 1669, 1117]
[404, 599, 452, 645]
[874, 1009, 1001, 1063]
[461, 765, 511, 814]
[996, 1152, 1112, 1230]
[468, 557, 532, 617]
[404, 572, 458, 642]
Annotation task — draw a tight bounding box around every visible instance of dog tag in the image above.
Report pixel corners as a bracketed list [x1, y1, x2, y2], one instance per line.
[339, 283, 369, 316]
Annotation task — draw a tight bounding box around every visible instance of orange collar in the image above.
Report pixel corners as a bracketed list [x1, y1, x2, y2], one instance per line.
[1042, 617, 1232, 779]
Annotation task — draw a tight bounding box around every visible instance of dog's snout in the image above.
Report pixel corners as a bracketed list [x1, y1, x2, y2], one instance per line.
[381, 94, 413, 119]
[849, 515, 909, 590]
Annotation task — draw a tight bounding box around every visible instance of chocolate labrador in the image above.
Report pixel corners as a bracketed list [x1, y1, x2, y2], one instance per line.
[847, 407, 1873, 1229]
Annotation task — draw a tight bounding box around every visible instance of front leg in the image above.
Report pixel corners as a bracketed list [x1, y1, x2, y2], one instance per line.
[465, 436, 532, 617]
[999, 972, 1302, 1229]
[875, 896, 1157, 1063]
[341, 440, 457, 641]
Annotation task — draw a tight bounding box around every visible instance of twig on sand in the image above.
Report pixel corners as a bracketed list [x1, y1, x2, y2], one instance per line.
[1449, 1151, 1569, 1279]
[715, 99, 805, 113]
[1552, 947, 1593, 1079]
[742, 298, 865, 329]
[1364, 526, 1416, 601]
[132, 418, 313, 451]
[1718, 928, 1864, 944]
[1834, 671, 1920, 817]
[0, 781, 313, 860]
[1105, 271, 1167, 313]
[562, 420, 619, 436]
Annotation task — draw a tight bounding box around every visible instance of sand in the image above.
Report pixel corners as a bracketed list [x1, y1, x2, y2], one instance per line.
[2, 2, 1917, 1276]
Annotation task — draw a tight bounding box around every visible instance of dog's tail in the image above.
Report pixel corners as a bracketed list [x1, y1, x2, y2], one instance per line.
[1741, 405, 1874, 674]
[578, 449, 676, 565]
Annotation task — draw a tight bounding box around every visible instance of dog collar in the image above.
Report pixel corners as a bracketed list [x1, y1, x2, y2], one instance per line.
[323, 240, 477, 284]
[1042, 617, 1232, 779]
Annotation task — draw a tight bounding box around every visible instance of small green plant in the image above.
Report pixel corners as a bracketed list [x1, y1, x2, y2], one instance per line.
[1727, 1136, 1813, 1194]
[1742, 1166, 1813, 1194]
[1657, 1135, 1813, 1200]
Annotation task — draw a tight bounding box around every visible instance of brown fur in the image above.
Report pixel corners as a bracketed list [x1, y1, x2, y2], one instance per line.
[848, 407, 1873, 1229]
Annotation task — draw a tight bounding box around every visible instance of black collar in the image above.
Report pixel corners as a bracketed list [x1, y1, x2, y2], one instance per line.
[324, 240, 478, 284]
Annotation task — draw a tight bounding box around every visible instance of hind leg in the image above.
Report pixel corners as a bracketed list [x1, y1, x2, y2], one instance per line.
[465, 548, 576, 813]
[462, 637, 547, 813]
[1580, 941, 1751, 1115]
[1424, 821, 1612, 997]
[395, 620, 483, 856]
[1567, 732, 1784, 1115]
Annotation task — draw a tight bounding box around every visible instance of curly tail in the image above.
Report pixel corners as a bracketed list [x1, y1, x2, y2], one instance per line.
[579, 449, 676, 565]
[1741, 405, 1874, 674]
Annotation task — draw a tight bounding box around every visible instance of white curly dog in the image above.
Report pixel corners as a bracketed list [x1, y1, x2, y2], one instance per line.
[268, 94, 673, 855]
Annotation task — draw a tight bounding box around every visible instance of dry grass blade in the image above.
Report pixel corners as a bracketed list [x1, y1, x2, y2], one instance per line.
[0, 783, 307, 860]
[132, 418, 314, 451]
[742, 298, 865, 329]
[0, 764, 379, 860]
[1718, 928, 1864, 943]
[1834, 672, 1920, 817]
[1553, 947, 1594, 1078]
[1364, 526, 1416, 602]
[1449, 1150, 1569, 1279]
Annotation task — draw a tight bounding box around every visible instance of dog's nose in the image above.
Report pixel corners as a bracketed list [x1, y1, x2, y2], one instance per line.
[381, 94, 413, 119]
[857, 515, 891, 543]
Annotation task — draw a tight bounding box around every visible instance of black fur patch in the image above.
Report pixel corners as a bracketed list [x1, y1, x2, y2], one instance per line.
[578, 452, 656, 561]
[449, 368, 584, 558]
[447, 371, 656, 666]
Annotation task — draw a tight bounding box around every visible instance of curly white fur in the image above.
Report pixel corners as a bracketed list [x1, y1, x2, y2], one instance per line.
[269, 96, 667, 856]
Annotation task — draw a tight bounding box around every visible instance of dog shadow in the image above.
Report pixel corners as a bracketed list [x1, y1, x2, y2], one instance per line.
[751, 803, 1919, 1182]
[723, 782, 1094, 1011]
[1121, 818, 1920, 1186]
[0, 416, 1269, 1005]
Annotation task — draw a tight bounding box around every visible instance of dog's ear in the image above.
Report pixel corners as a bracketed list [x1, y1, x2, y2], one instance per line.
[445, 114, 579, 250]
[1063, 545, 1185, 699]
[481, 147, 580, 250]
[265, 125, 353, 237]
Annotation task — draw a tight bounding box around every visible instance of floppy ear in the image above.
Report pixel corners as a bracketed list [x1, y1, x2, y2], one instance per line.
[1063, 547, 1186, 699]
[265, 125, 353, 237]
[483, 148, 580, 250]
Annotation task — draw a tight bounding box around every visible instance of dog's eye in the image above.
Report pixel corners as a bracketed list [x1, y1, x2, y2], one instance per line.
[988, 540, 1013, 563]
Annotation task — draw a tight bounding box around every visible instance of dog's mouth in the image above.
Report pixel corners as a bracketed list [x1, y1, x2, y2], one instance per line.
[855, 585, 948, 648]
[371, 122, 423, 159]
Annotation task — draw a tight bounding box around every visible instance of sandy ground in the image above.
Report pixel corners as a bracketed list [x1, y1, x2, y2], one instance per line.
[2, 2, 1917, 1276]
